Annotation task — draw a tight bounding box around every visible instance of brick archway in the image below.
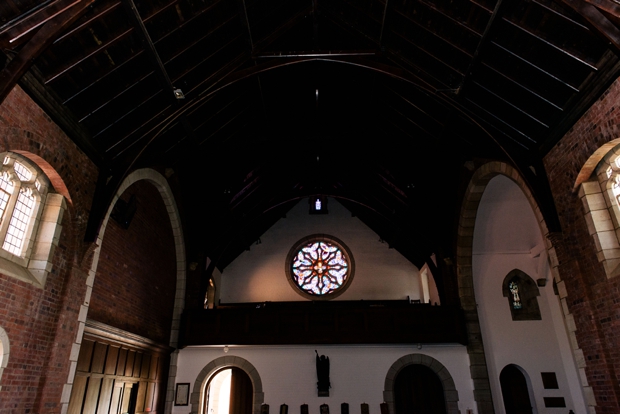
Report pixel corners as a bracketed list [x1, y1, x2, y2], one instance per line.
[383, 354, 459, 414]
[190, 356, 264, 414]
[60, 168, 187, 414]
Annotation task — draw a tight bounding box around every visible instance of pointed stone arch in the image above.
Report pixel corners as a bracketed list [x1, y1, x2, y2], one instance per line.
[456, 161, 589, 414]
[190, 356, 264, 414]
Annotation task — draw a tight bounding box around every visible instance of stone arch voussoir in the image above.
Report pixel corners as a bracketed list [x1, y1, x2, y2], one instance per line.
[190, 356, 264, 414]
[383, 353, 459, 414]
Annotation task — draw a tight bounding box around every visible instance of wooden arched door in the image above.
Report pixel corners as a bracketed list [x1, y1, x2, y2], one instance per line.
[500, 365, 534, 414]
[394, 364, 447, 414]
[204, 367, 253, 414]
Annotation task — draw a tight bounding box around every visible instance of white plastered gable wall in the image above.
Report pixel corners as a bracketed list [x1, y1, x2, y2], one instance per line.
[220, 198, 422, 303]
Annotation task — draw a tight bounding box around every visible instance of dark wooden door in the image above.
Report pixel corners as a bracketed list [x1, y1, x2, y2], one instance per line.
[394, 364, 447, 414]
[500, 365, 534, 414]
[229, 368, 253, 414]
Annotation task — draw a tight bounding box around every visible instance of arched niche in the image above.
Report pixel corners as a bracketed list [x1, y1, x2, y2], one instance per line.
[383, 354, 459, 414]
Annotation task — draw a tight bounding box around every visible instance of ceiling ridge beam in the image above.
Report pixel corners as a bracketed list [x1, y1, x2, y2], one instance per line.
[121, 0, 176, 101]
[457, 0, 509, 96]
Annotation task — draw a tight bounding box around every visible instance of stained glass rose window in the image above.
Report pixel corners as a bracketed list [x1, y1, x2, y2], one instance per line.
[285, 235, 355, 299]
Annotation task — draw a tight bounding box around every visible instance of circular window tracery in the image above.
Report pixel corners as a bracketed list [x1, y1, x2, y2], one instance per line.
[285, 235, 355, 300]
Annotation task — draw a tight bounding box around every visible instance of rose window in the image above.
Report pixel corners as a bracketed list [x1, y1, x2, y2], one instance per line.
[286, 235, 355, 299]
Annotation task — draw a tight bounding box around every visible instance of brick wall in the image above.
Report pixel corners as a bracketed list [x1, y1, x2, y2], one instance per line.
[89, 179, 177, 345]
[0, 85, 98, 413]
[544, 78, 620, 412]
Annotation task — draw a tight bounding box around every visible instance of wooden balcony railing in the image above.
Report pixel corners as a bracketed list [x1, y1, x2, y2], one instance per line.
[180, 301, 467, 346]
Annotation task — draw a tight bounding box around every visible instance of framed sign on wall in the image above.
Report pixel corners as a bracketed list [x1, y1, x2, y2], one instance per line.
[175, 383, 190, 406]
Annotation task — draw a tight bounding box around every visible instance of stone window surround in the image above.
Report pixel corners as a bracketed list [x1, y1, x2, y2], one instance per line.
[0, 326, 8, 391]
[579, 143, 620, 279]
[0, 152, 66, 288]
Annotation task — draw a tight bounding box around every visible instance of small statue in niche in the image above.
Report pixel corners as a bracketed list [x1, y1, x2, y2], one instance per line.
[315, 350, 330, 396]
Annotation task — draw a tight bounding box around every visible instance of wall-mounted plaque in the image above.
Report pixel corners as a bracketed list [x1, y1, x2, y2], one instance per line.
[174, 383, 190, 406]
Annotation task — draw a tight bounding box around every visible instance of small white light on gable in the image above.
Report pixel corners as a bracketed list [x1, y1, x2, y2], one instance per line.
[315, 198, 322, 210]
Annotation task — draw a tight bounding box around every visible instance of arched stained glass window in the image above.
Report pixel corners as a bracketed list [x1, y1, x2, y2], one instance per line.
[502, 270, 541, 321]
[509, 281, 522, 309]
[285, 235, 355, 300]
[0, 154, 48, 257]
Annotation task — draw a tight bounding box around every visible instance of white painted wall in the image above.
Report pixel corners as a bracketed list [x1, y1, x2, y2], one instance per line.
[219, 199, 420, 303]
[173, 344, 477, 414]
[472, 175, 586, 414]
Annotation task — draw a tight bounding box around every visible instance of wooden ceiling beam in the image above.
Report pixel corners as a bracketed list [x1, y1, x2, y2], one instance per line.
[121, 0, 176, 101]
[582, 0, 620, 20]
[559, 0, 620, 52]
[379, 0, 390, 45]
[53, 0, 122, 44]
[458, 0, 507, 96]
[252, 6, 313, 54]
[0, 0, 94, 104]
[501, 18, 597, 69]
[60, 0, 226, 101]
[46, 27, 134, 85]
[0, 0, 81, 49]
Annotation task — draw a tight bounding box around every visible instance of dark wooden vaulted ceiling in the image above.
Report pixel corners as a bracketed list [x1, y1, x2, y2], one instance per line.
[2, 0, 620, 279]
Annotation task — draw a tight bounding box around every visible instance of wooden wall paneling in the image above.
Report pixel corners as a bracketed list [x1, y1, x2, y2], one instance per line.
[110, 382, 124, 414]
[117, 348, 128, 375]
[83, 377, 102, 413]
[136, 380, 147, 412]
[133, 352, 143, 379]
[140, 353, 151, 379]
[77, 340, 95, 372]
[97, 378, 115, 414]
[146, 382, 156, 412]
[91, 342, 108, 374]
[67, 375, 88, 414]
[121, 383, 134, 413]
[125, 351, 135, 377]
[153, 382, 161, 413]
[105, 345, 120, 375]
[149, 355, 158, 380]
